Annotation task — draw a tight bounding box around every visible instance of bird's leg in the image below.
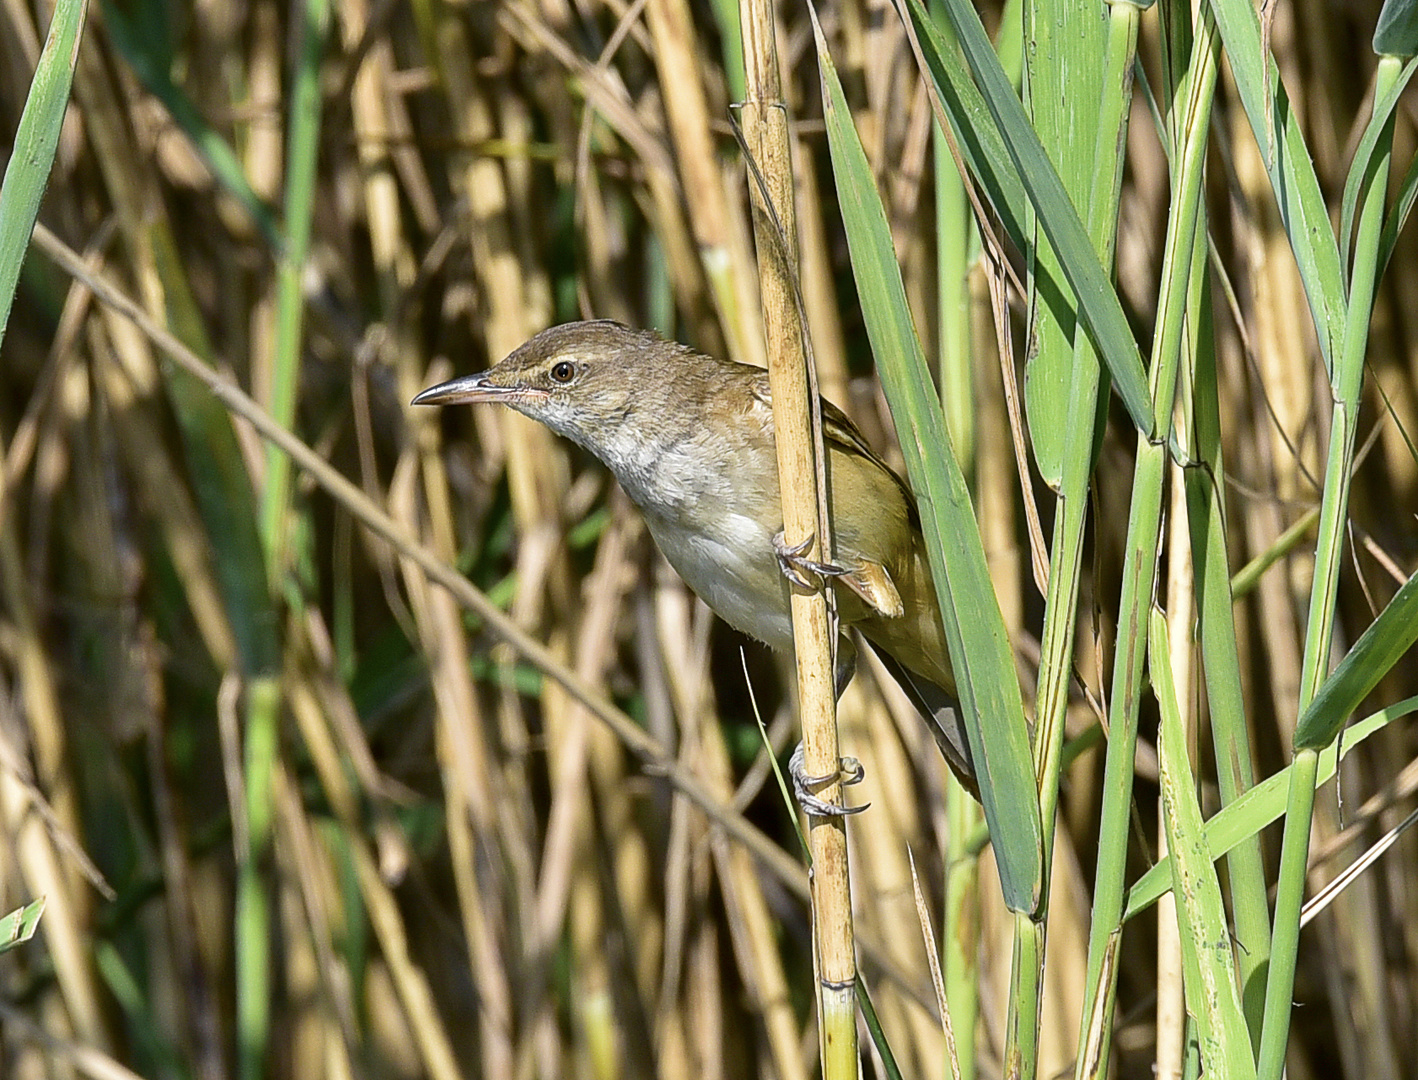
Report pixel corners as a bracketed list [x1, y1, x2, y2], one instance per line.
[773, 531, 905, 620]
[786, 636, 867, 817]
[772, 530, 848, 590]
[770, 535, 871, 816]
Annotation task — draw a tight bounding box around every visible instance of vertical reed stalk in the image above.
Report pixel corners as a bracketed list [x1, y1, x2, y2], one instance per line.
[1256, 52, 1401, 1080]
[740, 0, 858, 1072]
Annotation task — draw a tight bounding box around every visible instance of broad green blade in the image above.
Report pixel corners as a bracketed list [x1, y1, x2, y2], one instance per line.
[907, 0, 1031, 251]
[1150, 610, 1257, 1080]
[1018, 0, 1108, 488]
[0, 897, 46, 955]
[1294, 564, 1418, 749]
[1339, 59, 1418, 271]
[1206, 0, 1347, 372]
[1375, 0, 1418, 56]
[0, 0, 88, 354]
[1123, 698, 1417, 919]
[910, 0, 1154, 439]
[811, 3, 1043, 915]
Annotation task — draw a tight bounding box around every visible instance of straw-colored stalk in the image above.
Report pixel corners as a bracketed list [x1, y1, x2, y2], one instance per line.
[739, 0, 859, 1073]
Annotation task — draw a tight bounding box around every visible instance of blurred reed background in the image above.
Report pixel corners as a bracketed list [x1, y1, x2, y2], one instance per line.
[0, 0, 1415, 1077]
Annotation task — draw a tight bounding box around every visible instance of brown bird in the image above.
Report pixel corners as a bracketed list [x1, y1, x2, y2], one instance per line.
[414, 321, 973, 790]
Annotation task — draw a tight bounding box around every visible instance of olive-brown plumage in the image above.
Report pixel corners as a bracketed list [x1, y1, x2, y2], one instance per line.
[414, 321, 973, 785]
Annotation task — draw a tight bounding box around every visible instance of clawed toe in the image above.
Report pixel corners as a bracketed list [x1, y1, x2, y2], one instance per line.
[773, 530, 848, 590]
[788, 743, 867, 817]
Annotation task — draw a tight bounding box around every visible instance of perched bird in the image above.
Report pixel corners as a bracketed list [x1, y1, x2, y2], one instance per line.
[414, 320, 974, 791]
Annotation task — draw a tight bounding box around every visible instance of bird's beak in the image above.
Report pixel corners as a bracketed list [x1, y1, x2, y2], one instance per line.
[411, 373, 532, 406]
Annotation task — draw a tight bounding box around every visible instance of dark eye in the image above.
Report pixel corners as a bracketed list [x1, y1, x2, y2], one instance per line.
[549, 360, 576, 383]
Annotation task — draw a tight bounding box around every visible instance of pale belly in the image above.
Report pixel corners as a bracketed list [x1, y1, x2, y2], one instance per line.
[643, 510, 796, 651]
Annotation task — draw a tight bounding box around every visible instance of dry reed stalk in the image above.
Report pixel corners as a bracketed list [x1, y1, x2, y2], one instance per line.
[656, 583, 811, 1080]
[793, 144, 851, 409]
[272, 705, 360, 1041]
[270, 764, 356, 1080]
[643, 0, 763, 366]
[436, 62, 623, 1072]
[418, 544, 520, 1060]
[657, 778, 704, 1080]
[840, 687, 946, 1076]
[501, 0, 727, 349]
[287, 623, 464, 1080]
[423, 17, 576, 1076]
[740, 1, 858, 1076]
[0, 708, 106, 1046]
[575, 136, 637, 324]
[4, 0, 1418, 1076]
[537, 506, 658, 1062]
[341, 1, 418, 312]
[580, 690, 661, 1006]
[93, 319, 240, 670]
[390, 455, 519, 1078]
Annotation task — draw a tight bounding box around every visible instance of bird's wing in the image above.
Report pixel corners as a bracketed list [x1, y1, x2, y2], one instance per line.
[747, 372, 911, 501]
[748, 375, 921, 620]
[818, 398, 918, 513]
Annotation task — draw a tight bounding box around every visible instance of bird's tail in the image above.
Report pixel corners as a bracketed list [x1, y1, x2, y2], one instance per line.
[868, 647, 978, 797]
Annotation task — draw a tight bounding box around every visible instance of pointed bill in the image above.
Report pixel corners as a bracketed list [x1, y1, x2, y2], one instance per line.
[411, 374, 547, 407]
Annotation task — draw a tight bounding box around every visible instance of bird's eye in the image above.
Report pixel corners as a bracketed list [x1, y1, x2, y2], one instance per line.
[549, 360, 576, 383]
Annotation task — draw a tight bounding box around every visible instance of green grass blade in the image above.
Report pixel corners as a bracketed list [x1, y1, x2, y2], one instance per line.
[1257, 54, 1401, 1080]
[912, 0, 1154, 438]
[1377, 147, 1418, 276]
[0, 897, 46, 954]
[1229, 507, 1319, 600]
[1205, 0, 1347, 371]
[1256, 749, 1319, 1080]
[261, 0, 329, 578]
[1375, 0, 1418, 55]
[0, 0, 87, 353]
[1186, 302, 1270, 1039]
[708, 0, 746, 101]
[1029, 0, 1138, 837]
[904, 0, 1031, 255]
[1339, 58, 1418, 273]
[1007, 915, 1042, 1077]
[856, 976, 905, 1080]
[930, 0, 977, 469]
[1019, 0, 1110, 488]
[1124, 697, 1418, 919]
[1072, 10, 1219, 1072]
[1295, 564, 1418, 748]
[1150, 608, 1257, 1080]
[811, 3, 1043, 914]
[943, 786, 981, 1080]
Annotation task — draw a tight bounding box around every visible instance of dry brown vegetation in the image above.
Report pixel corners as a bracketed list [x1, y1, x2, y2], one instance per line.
[0, 0, 1416, 1077]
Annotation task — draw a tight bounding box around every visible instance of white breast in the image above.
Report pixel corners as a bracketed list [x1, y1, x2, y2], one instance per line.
[644, 510, 795, 652]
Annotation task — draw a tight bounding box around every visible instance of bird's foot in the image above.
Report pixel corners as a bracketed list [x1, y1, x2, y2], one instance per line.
[788, 743, 867, 817]
[773, 531, 847, 591]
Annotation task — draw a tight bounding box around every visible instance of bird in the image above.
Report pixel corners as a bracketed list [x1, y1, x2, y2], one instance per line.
[413, 320, 975, 794]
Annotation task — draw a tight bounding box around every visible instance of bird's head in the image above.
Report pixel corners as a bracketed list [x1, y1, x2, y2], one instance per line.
[413, 320, 698, 457]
